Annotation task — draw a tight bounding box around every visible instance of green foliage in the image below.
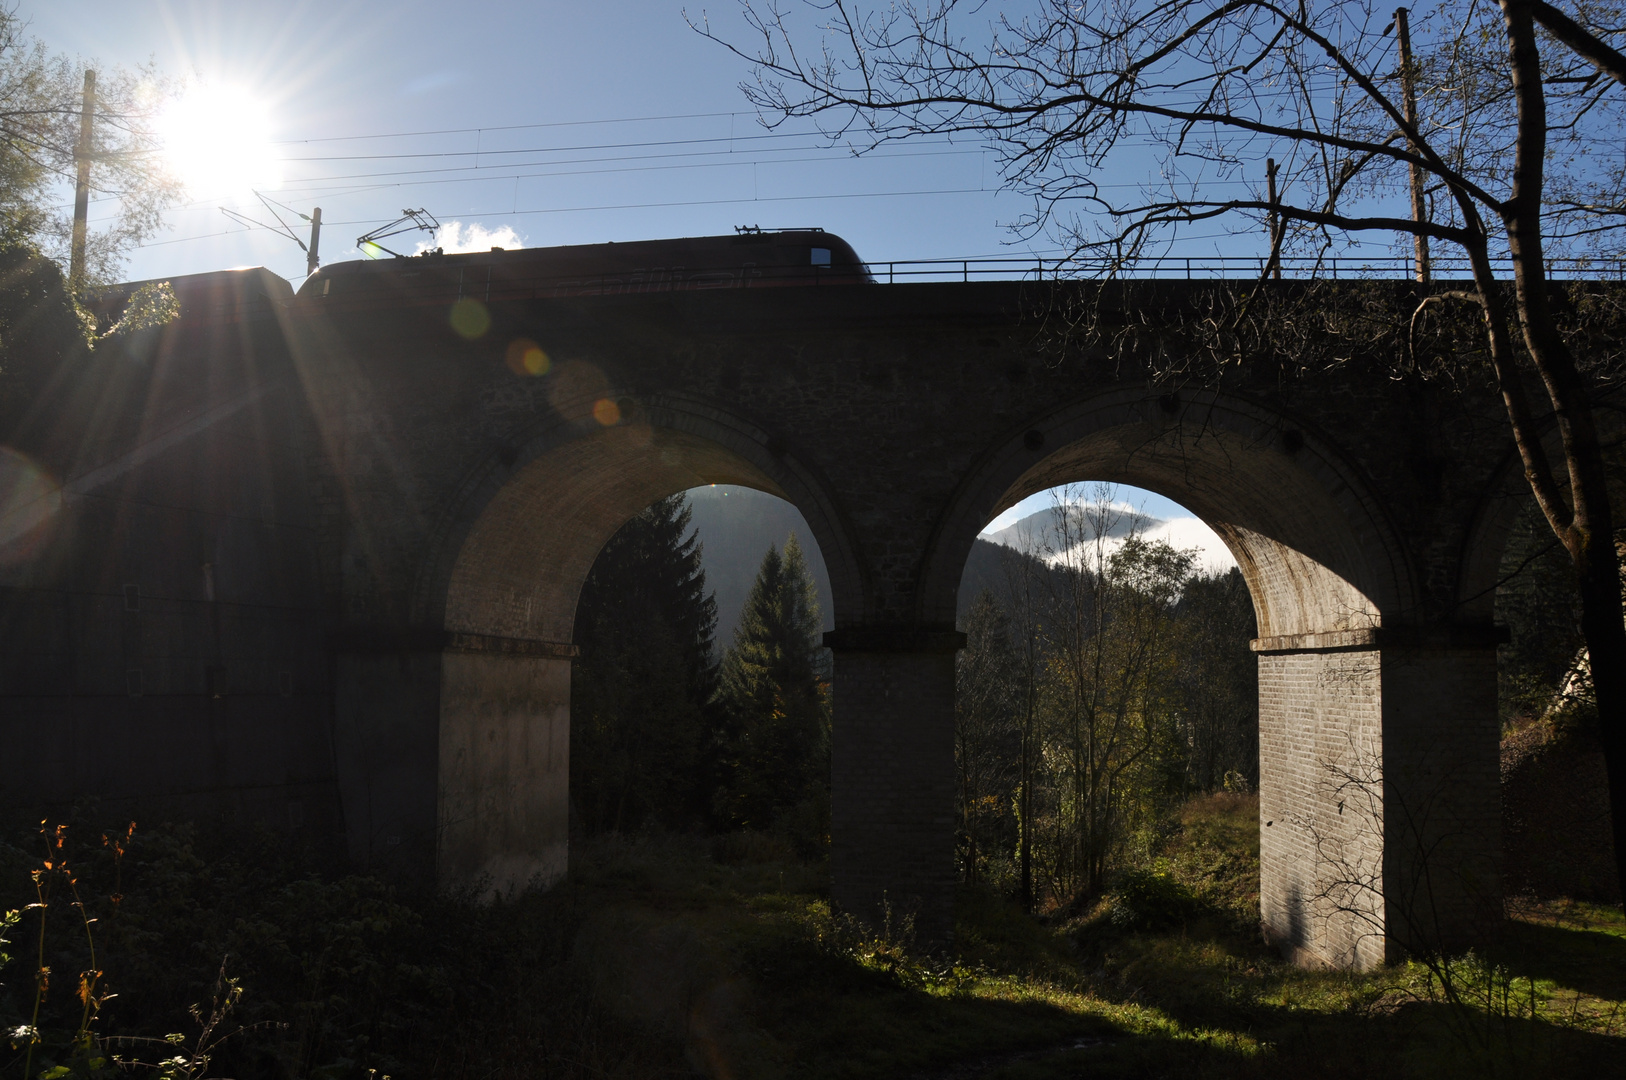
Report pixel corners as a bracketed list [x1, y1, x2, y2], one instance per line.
[4, 802, 1623, 1078]
[809, 904, 986, 996]
[0, 813, 677, 1080]
[571, 494, 718, 833]
[0, 236, 90, 433]
[96, 283, 179, 341]
[1105, 869, 1199, 932]
[0, 14, 180, 288]
[954, 591, 1023, 888]
[711, 534, 830, 842]
[1496, 500, 1588, 729]
[1173, 568, 1258, 791]
[0, 235, 178, 459]
[954, 489, 1259, 910]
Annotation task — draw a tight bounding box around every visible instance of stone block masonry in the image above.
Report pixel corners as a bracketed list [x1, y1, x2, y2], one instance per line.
[0, 267, 1529, 969]
[1258, 640, 1503, 969]
[828, 641, 960, 943]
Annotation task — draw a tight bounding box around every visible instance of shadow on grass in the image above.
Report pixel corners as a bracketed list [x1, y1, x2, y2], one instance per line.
[1492, 917, 1626, 1001]
[1031, 905, 1626, 1080]
[739, 940, 1262, 1080]
[1391, 999, 1626, 1080]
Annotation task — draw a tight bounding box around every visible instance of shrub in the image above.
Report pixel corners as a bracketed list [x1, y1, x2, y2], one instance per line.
[1105, 869, 1199, 931]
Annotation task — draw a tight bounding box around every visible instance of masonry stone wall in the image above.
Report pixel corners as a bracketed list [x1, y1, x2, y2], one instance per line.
[1381, 645, 1503, 950]
[828, 645, 959, 942]
[0, 270, 340, 841]
[333, 651, 441, 875]
[1258, 640, 1503, 970]
[1258, 648, 1387, 970]
[0, 269, 1534, 969]
[437, 648, 572, 897]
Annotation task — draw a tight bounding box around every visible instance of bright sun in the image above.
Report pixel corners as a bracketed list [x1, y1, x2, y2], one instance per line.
[156, 83, 282, 197]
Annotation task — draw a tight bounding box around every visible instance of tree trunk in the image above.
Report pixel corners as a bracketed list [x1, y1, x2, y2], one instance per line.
[1500, 0, 1626, 904]
[1575, 533, 1626, 900]
[1018, 732, 1033, 912]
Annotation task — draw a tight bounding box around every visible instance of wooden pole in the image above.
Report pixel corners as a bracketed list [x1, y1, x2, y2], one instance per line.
[69, 69, 96, 293]
[1396, 8, 1431, 283]
[1266, 157, 1282, 280]
[307, 207, 322, 276]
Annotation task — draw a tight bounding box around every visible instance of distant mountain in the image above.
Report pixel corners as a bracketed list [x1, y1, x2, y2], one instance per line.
[981, 505, 1161, 555]
[685, 486, 835, 648]
[684, 487, 1076, 646]
[956, 537, 1072, 627]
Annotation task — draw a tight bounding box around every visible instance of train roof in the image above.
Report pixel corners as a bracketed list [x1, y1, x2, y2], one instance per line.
[298, 229, 869, 296]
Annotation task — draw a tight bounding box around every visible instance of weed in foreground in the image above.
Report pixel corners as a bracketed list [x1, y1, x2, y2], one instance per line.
[1, 801, 1621, 1079]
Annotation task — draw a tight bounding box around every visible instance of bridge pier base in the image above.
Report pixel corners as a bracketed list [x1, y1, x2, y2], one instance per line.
[827, 631, 963, 946]
[333, 636, 574, 899]
[436, 647, 571, 898]
[334, 650, 443, 880]
[1257, 633, 1502, 970]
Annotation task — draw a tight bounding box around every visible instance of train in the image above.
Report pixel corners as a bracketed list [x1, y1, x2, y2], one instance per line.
[294, 228, 872, 308]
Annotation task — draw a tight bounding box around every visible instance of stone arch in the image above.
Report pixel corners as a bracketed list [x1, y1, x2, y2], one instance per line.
[904, 387, 1493, 971]
[921, 387, 1419, 638]
[417, 391, 866, 640]
[1452, 409, 1626, 623]
[341, 389, 864, 900]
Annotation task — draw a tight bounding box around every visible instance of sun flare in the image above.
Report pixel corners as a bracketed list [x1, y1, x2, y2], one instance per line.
[156, 82, 282, 197]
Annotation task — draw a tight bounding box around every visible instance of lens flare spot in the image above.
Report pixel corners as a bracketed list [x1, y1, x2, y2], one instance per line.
[449, 299, 490, 340]
[592, 398, 622, 426]
[547, 359, 609, 419]
[0, 449, 59, 564]
[505, 338, 550, 377]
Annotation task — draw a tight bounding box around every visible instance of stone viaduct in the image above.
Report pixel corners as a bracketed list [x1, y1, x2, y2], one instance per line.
[0, 263, 1531, 970]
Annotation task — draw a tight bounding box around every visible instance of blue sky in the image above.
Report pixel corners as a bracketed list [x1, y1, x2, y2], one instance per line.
[28, 0, 1227, 553]
[31, 0, 1055, 285]
[982, 488, 1232, 572]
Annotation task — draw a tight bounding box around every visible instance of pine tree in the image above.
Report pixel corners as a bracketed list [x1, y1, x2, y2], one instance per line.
[570, 494, 717, 833]
[955, 589, 1022, 884]
[712, 533, 830, 835]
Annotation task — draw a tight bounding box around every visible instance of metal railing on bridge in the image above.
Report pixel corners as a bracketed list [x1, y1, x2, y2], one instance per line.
[863, 253, 1626, 283]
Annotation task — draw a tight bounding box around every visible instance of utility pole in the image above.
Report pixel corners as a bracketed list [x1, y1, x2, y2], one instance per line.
[1265, 157, 1282, 280]
[219, 195, 324, 276]
[69, 69, 96, 294]
[1396, 7, 1430, 283]
[306, 207, 322, 276]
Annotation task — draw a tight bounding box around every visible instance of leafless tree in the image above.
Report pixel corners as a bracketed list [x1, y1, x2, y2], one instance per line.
[1041, 485, 1195, 897]
[694, 0, 1626, 901]
[997, 527, 1050, 911]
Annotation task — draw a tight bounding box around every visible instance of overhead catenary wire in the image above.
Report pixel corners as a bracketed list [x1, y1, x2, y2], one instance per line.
[82, 138, 1258, 219]
[268, 109, 749, 146]
[83, 89, 1552, 268]
[66, 97, 1466, 216]
[140, 185, 1012, 249]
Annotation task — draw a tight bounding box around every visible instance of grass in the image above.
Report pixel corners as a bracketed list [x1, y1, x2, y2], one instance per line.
[2, 798, 1623, 1078]
[552, 794, 1625, 1078]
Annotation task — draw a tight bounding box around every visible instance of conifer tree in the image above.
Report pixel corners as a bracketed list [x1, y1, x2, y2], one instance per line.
[712, 533, 830, 835]
[571, 494, 717, 833]
[955, 589, 1022, 884]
